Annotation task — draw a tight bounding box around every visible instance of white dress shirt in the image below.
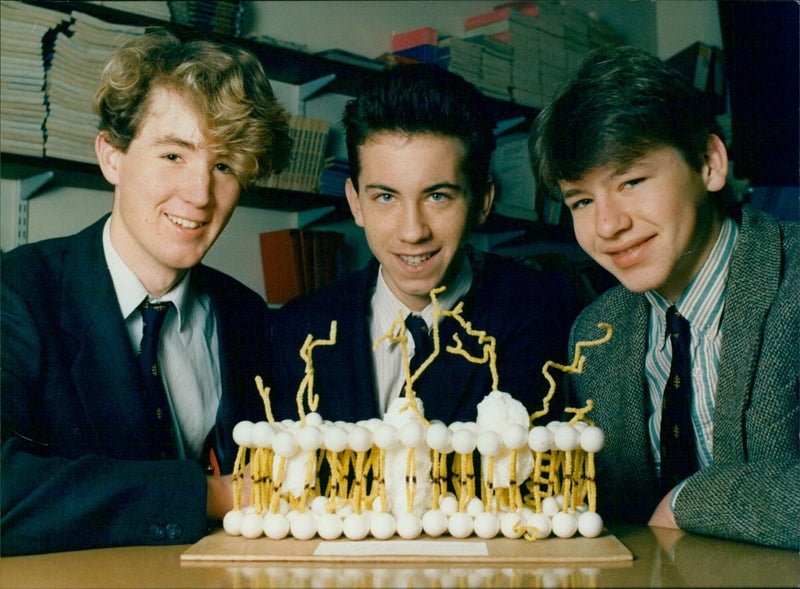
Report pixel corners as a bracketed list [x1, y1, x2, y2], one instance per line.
[369, 259, 472, 414]
[103, 218, 221, 459]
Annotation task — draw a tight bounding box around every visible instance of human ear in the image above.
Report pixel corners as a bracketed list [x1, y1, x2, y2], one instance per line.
[472, 181, 495, 228]
[345, 178, 365, 227]
[703, 134, 729, 192]
[95, 131, 121, 187]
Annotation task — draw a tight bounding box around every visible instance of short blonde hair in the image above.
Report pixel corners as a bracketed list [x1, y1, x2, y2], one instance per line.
[93, 28, 291, 188]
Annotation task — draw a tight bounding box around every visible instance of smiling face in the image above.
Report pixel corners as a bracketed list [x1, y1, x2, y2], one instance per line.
[346, 132, 493, 311]
[96, 87, 241, 296]
[559, 137, 728, 302]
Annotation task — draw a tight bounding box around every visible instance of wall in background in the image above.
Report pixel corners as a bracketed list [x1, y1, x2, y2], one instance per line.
[3, 1, 725, 302]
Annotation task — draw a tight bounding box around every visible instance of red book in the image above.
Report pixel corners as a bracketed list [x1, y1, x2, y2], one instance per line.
[259, 229, 305, 304]
[391, 26, 438, 52]
[465, 4, 538, 30]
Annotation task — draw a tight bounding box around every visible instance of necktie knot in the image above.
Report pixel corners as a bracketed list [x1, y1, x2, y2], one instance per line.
[405, 314, 431, 373]
[666, 305, 690, 340]
[140, 300, 171, 344]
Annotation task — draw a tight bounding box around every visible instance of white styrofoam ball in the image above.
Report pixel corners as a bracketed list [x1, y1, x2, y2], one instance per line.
[425, 422, 451, 451]
[251, 421, 275, 448]
[503, 424, 529, 450]
[552, 511, 579, 538]
[439, 494, 459, 516]
[277, 498, 291, 516]
[528, 426, 553, 453]
[222, 510, 244, 536]
[466, 497, 485, 517]
[573, 420, 589, 430]
[305, 412, 323, 427]
[556, 494, 565, 509]
[290, 511, 317, 540]
[263, 513, 290, 539]
[370, 495, 392, 513]
[286, 509, 299, 523]
[373, 423, 399, 450]
[451, 428, 477, 455]
[348, 426, 373, 453]
[335, 502, 354, 518]
[317, 512, 343, 540]
[396, 513, 422, 539]
[527, 512, 552, 539]
[516, 506, 534, 522]
[546, 420, 563, 432]
[500, 512, 524, 539]
[578, 511, 604, 538]
[272, 430, 298, 458]
[232, 421, 254, 447]
[400, 421, 426, 448]
[370, 511, 397, 540]
[448, 421, 464, 432]
[541, 496, 560, 518]
[448, 512, 474, 539]
[342, 512, 370, 540]
[421, 509, 448, 537]
[554, 425, 580, 451]
[580, 426, 605, 453]
[477, 430, 502, 457]
[297, 425, 323, 451]
[323, 426, 348, 453]
[310, 495, 329, 515]
[240, 512, 264, 539]
[473, 511, 500, 539]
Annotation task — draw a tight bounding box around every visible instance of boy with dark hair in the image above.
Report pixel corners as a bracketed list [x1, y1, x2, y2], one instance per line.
[1, 29, 291, 555]
[529, 45, 798, 549]
[271, 63, 576, 424]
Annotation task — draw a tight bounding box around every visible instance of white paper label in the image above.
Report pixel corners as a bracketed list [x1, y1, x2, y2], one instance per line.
[313, 540, 489, 557]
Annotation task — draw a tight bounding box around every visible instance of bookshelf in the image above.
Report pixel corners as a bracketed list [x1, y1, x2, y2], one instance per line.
[0, 0, 538, 219]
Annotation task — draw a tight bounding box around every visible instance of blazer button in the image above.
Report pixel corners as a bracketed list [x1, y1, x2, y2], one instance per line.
[149, 524, 166, 540]
[166, 523, 184, 539]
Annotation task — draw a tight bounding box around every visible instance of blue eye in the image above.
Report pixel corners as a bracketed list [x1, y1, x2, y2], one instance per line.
[429, 192, 448, 202]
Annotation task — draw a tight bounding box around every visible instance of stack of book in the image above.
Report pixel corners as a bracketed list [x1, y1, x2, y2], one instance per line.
[259, 116, 330, 193]
[391, 26, 439, 64]
[259, 229, 345, 305]
[563, 5, 592, 78]
[0, 1, 66, 157]
[46, 11, 143, 163]
[450, 36, 513, 101]
[167, 1, 244, 37]
[464, 6, 541, 107]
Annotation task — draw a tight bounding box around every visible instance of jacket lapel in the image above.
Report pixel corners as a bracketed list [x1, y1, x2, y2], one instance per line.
[714, 207, 781, 461]
[61, 219, 151, 459]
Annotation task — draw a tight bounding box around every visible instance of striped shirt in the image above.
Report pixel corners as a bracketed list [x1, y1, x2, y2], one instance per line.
[644, 216, 739, 480]
[370, 259, 472, 415]
[103, 218, 221, 460]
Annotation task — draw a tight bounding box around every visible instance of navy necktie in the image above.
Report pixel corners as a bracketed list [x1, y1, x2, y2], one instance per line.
[660, 305, 697, 492]
[405, 314, 431, 374]
[138, 300, 176, 460]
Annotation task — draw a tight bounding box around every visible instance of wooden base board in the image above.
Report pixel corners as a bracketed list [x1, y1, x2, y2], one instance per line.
[182, 528, 633, 564]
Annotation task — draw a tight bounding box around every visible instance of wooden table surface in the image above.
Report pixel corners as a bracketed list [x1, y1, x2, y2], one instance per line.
[2, 525, 798, 588]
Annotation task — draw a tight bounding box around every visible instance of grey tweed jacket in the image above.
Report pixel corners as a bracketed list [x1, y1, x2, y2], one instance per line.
[566, 205, 799, 550]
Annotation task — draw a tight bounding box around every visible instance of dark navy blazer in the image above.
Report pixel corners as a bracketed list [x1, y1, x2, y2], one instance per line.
[1, 216, 270, 555]
[270, 249, 578, 425]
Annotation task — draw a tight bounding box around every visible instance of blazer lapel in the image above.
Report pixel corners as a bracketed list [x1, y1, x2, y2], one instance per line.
[714, 207, 781, 461]
[61, 219, 151, 459]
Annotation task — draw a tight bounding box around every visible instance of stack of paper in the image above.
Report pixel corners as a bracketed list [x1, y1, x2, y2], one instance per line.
[168, 1, 245, 37]
[504, 11, 542, 108]
[448, 37, 484, 90]
[468, 35, 514, 101]
[563, 4, 592, 78]
[0, 1, 66, 157]
[45, 11, 144, 163]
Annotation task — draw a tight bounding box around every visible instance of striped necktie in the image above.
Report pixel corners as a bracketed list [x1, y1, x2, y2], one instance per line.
[405, 314, 431, 375]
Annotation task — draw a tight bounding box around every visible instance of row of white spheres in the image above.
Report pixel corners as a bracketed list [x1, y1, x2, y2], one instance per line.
[224, 492, 603, 541]
[231, 415, 605, 456]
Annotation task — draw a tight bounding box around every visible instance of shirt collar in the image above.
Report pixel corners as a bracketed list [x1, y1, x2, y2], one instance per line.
[102, 216, 192, 327]
[373, 256, 473, 338]
[645, 216, 738, 347]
